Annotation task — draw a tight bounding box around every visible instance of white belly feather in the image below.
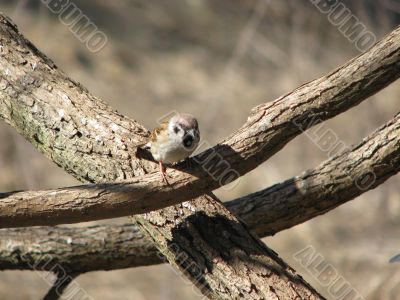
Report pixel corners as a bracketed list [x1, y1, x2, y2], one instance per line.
[150, 132, 195, 164]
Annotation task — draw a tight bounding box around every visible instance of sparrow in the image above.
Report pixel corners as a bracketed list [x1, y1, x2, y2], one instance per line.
[142, 113, 200, 182]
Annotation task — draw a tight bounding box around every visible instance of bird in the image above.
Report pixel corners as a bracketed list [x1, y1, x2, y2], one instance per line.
[141, 113, 200, 182]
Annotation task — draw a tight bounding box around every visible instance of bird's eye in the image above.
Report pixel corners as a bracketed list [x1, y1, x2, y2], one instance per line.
[173, 126, 180, 134]
[183, 135, 193, 148]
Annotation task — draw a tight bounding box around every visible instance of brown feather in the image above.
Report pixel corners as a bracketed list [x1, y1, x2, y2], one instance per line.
[150, 120, 169, 143]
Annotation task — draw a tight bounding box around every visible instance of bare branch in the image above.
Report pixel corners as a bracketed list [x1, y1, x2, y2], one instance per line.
[1, 112, 398, 272]
[0, 20, 399, 227]
[0, 13, 399, 299]
[228, 112, 400, 236]
[0, 12, 327, 298]
[0, 224, 162, 272]
[1, 111, 399, 230]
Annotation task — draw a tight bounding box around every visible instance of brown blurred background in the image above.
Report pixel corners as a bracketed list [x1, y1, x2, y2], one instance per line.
[0, 0, 399, 299]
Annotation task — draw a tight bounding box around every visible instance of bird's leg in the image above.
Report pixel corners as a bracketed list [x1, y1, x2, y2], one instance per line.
[159, 161, 168, 184]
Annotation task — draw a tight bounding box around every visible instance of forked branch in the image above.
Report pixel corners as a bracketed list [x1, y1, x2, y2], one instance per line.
[0, 112, 398, 273]
[0, 20, 399, 227]
[0, 12, 399, 300]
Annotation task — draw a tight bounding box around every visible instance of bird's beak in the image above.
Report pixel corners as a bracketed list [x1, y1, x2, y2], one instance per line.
[182, 129, 199, 151]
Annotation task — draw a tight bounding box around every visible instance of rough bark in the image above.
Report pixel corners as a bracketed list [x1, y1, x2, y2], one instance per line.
[139, 193, 325, 299]
[0, 20, 399, 227]
[0, 224, 162, 272]
[229, 112, 400, 237]
[0, 176, 202, 228]
[0, 114, 394, 298]
[0, 12, 325, 299]
[0, 16, 151, 180]
[0, 12, 398, 299]
[0, 111, 399, 274]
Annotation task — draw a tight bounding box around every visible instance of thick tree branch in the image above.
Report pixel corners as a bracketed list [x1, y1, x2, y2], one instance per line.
[229, 112, 400, 237]
[1, 112, 398, 273]
[141, 193, 327, 299]
[1, 110, 400, 231]
[0, 224, 162, 272]
[0, 22, 399, 227]
[0, 13, 398, 299]
[0, 12, 327, 299]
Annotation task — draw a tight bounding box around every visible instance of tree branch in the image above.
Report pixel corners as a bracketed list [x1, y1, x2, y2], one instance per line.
[228, 112, 400, 237]
[0, 224, 162, 272]
[1, 112, 398, 273]
[0, 21, 399, 227]
[0, 12, 327, 299]
[1, 13, 399, 299]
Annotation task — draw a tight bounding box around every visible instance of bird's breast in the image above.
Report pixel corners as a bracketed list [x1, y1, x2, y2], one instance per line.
[151, 138, 194, 163]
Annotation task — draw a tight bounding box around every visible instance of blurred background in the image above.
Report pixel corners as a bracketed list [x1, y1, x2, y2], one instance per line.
[0, 0, 399, 299]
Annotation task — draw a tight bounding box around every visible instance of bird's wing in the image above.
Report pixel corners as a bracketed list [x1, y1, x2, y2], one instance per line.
[137, 119, 170, 149]
[150, 120, 170, 143]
